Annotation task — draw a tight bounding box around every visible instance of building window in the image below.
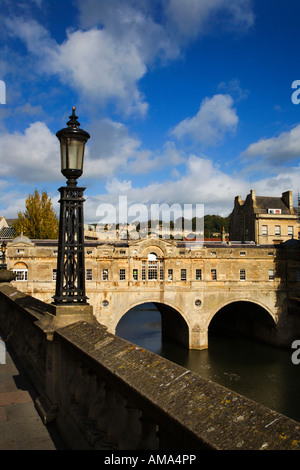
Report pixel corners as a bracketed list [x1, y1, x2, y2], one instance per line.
[296, 270, 300, 282]
[159, 262, 164, 281]
[148, 253, 158, 280]
[288, 226, 294, 237]
[269, 269, 274, 281]
[119, 269, 126, 280]
[196, 269, 202, 280]
[240, 251, 246, 257]
[133, 269, 138, 281]
[13, 269, 28, 281]
[102, 269, 108, 281]
[148, 261, 158, 280]
[168, 269, 173, 281]
[181, 269, 187, 281]
[262, 225, 268, 236]
[275, 225, 281, 236]
[86, 269, 93, 281]
[17, 249, 24, 254]
[240, 269, 246, 281]
[142, 261, 146, 280]
[211, 269, 217, 280]
[13, 262, 28, 281]
[141, 254, 164, 281]
[52, 269, 57, 281]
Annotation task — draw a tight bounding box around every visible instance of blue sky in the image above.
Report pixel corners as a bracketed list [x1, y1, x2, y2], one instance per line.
[1, 0, 300, 223]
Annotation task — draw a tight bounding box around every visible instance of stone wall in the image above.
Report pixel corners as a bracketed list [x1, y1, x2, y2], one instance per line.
[0, 282, 300, 450]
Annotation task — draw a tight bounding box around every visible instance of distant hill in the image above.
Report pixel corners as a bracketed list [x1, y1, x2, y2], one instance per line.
[134, 214, 230, 238]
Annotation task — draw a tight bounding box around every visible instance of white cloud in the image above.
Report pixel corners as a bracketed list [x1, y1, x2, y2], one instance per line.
[51, 28, 148, 115]
[84, 154, 249, 222]
[106, 178, 132, 194]
[77, 0, 180, 63]
[83, 120, 186, 180]
[3, 1, 255, 116]
[241, 124, 300, 165]
[165, 0, 254, 41]
[0, 121, 59, 183]
[5, 16, 54, 60]
[5, 15, 148, 115]
[85, 152, 300, 224]
[218, 78, 249, 102]
[84, 118, 154, 178]
[171, 94, 238, 146]
[249, 166, 300, 200]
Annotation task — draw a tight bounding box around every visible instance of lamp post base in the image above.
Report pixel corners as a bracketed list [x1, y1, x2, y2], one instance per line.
[37, 303, 96, 339]
[54, 184, 87, 304]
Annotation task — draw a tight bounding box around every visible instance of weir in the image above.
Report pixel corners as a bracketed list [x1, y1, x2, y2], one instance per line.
[0, 281, 299, 450]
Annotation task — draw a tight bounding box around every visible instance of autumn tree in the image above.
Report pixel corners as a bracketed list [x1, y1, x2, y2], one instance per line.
[13, 190, 59, 239]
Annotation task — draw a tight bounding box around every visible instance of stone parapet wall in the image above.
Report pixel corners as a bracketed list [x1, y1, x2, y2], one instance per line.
[0, 282, 300, 450]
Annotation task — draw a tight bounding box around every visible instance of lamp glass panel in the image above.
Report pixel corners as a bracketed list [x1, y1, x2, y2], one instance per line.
[60, 138, 84, 171]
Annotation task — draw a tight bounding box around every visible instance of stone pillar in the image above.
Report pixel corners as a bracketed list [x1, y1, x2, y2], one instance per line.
[190, 325, 208, 350]
[35, 303, 96, 424]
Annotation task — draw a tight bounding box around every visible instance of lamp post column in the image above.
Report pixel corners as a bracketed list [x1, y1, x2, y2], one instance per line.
[52, 107, 90, 306]
[54, 183, 87, 304]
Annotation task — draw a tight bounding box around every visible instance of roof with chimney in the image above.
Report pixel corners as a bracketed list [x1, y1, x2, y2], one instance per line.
[254, 196, 292, 215]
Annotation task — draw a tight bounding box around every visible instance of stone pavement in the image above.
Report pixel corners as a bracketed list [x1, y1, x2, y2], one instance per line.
[0, 332, 65, 450]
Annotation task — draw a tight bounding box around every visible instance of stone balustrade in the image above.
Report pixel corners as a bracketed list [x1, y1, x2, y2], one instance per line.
[0, 281, 300, 450]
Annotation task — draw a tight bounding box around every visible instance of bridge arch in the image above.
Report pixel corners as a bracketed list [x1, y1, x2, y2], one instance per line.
[207, 299, 277, 345]
[115, 300, 190, 348]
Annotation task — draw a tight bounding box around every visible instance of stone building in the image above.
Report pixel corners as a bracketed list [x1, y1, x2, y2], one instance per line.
[0, 216, 17, 240]
[229, 190, 300, 244]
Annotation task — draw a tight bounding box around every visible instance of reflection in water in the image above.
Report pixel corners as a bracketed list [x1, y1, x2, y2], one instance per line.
[116, 303, 300, 422]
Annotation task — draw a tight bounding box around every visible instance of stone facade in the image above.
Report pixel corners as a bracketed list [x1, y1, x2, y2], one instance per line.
[229, 190, 300, 244]
[4, 234, 300, 350]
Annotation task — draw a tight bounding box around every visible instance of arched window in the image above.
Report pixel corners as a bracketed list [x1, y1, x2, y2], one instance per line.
[13, 262, 28, 281]
[148, 252, 157, 280]
[139, 253, 164, 281]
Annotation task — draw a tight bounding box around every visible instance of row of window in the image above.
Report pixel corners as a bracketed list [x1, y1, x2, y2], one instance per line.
[261, 225, 294, 236]
[13, 267, 275, 282]
[118, 268, 276, 281]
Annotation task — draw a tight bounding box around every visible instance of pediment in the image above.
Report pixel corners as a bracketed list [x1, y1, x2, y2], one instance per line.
[8, 240, 34, 247]
[129, 237, 176, 257]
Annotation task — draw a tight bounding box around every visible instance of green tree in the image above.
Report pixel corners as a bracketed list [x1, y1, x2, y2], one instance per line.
[13, 190, 59, 239]
[204, 214, 230, 237]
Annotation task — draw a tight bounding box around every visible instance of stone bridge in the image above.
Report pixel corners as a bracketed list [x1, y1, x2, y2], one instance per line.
[5, 236, 300, 350]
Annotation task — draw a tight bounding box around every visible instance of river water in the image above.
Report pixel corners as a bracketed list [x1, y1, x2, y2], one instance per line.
[116, 303, 300, 422]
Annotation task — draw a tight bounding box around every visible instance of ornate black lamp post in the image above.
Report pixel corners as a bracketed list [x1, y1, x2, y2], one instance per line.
[53, 107, 90, 304]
